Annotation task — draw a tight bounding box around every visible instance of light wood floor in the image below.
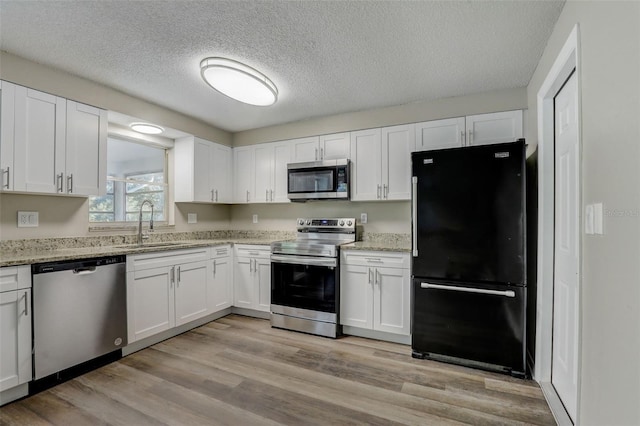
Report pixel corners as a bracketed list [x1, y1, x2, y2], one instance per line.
[0, 315, 555, 425]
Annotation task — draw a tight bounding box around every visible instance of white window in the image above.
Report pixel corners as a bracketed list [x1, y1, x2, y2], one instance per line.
[89, 137, 167, 223]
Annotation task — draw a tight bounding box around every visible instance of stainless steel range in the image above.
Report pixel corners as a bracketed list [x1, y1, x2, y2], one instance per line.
[270, 218, 357, 338]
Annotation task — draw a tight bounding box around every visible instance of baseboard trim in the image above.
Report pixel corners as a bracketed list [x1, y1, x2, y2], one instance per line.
[342, 325, 411, 345]
[539, 381, 574, 425]
[231, 307, 270, 320]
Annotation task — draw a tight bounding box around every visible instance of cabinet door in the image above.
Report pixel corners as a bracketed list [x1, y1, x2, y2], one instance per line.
[192, 138, 213, 202]
[414, 117, 465, 152]
[174, 261, 209, 326]
[319, 132, 350, 160]
[272, 141, 291, 203]
[255, 258, 271, 312]
[65, 101, 107, 196]
[340, 264, 373, 329]
[211, 143, 232, 203]
[233, 257, 253, 309]
[254, 144, 274, 203]
[0, 289, 31, 392]
[127, 267, 174, 342]
[233, 146, 254, 203]
[1, 81, 16, 191]
[373, 267, 410, 335]
[210, 256, 233, 311]
[291, 136, 320, 162]
[466, 110, 523, 146]
[382, 124, 413, 200]
[13, 85, 66, 193]
[350, 128, 382, 201]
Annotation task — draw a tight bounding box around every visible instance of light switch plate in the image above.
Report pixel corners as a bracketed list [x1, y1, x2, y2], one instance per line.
[360, 213, 368, 224]
[252, 214, 258, 224]
[187, 213, 197, 224]
[17, 211, 39, 227]
[593, 203, 603, 235]
[584, 204, 594, 235]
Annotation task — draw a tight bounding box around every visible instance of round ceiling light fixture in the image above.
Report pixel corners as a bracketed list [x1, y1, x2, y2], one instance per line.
[200, 57, 278, 106]
[129, 122, 164, 135]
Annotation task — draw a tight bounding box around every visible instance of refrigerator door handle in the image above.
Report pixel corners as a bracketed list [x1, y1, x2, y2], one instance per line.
[420, 282, 516, 298]
[411, 176, 418, 257]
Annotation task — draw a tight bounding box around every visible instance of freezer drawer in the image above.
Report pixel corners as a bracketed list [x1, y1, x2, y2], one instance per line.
[411, 278, 526, 376]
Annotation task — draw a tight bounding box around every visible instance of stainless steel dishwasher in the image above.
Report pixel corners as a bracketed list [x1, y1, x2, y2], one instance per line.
[32, 255, 127, 380]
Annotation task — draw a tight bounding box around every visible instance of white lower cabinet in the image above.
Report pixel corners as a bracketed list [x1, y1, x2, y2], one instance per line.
[340, 251, 410, 336]
[127, 247, 211, 343]
[233, 245, 271, 312]
[0, 266, 32, 394]
[210, 245, 233, 312]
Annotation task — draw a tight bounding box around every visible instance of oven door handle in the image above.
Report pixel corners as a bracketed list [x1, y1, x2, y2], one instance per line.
[270, 254, 337, 268]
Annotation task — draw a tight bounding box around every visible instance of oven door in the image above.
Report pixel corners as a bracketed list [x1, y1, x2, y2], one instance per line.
[271, 254, 338, 313]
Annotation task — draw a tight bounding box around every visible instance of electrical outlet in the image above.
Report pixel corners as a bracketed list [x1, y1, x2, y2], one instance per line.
[187, 213, 197, 224]
[252, 214, 258, 224]
[17, 211, 39, 227]
[360, 213, 368, 224]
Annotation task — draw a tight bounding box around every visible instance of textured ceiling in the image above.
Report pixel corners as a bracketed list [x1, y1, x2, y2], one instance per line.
[0, 1, 564, 133]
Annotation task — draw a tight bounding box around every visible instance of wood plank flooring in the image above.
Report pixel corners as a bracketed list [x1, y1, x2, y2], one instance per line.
[0, 315, 555, 425]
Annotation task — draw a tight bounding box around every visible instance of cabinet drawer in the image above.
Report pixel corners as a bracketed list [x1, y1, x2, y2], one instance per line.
[127, 247, 211, 272]
[0, 265, 31, 292]
[211, 245, 232, 259]
[342, 251, 409, 269]
[234, 245, 270, 259]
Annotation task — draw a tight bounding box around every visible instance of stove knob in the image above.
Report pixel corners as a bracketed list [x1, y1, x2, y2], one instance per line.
[306, 220, 311, 225]
[339, 220, 345, 226]
[347, 220, 353, 226]
[298, 219, 305, 226]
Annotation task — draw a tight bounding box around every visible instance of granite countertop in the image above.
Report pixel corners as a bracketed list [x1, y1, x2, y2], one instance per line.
[0, 237, 278, 267]
[341, 241, 411, 253]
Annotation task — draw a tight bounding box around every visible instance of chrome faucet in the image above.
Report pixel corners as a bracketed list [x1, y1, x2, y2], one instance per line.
[138, 200, 154, 245]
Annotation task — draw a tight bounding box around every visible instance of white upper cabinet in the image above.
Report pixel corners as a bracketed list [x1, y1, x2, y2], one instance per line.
[415, 117, 465, 151]
[351, 125, 413, 201]
[350, 128, 382, 201]
[291, 133, 350, 162]
[272, 142, 292, 203]
[174, 136, 231, 203]
[251, 141, 291, 203]
[381, 124, 414, 200]
[415, 110, 523, 151]
[465, 110, 523, 146]
[65, 101, 107, 196]
[0, 81, 107, 196]
[233, 145, 255, 203]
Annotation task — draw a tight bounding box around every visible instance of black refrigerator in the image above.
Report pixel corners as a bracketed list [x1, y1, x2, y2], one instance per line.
[411, 140, 527, 378]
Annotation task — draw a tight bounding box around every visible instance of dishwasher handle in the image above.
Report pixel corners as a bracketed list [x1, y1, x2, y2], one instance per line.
[73, 266, 97, 275]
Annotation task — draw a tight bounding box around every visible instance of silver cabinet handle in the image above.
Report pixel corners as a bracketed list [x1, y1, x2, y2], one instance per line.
[57, 173, 64, 192]
[468, 129, 473, 146]
[266, 189, 269, 202]
[375, 269, 380, 286]
[320, 147, 324, 159]
[270, 189, 273, 202]
[170, 266, 175, 287]
[368, 268, 373, 284]
[67, 173, 74, 193]
[249, 251, 260, 256]
[365, 257, 383, 263]
[23, 291, 28, 316]
[377, 184, 381, 199]
[420, 282, 516, 298]
[2, 166, 10, 189]
[215, 189, 218, 202]
[461, 130, 465, 145]
[383, 184, 388, 199]
[315, 148, 318, 161]
[176, 266, 181, 286]
[213, 259, 216, 276]
[246, 190, 250, 203]
[412, 176, 418, 257]
[216, 249, 227, 255]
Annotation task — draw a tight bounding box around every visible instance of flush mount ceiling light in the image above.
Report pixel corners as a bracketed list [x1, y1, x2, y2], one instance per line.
[200, 57, 278, 106]
[129, 122, 164, 135]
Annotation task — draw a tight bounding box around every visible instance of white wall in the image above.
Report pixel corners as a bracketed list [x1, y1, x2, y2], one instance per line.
[526, 1, 640, 424]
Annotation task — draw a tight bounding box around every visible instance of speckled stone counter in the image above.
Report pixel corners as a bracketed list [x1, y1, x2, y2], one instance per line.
[0, 230, 295, 267]
[341, 233, 411, 253]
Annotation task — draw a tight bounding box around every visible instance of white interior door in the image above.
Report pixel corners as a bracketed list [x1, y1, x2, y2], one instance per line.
[552, 71, 579, 422]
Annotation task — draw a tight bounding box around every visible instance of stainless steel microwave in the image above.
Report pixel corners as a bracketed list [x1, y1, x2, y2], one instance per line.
[287, 159, 350, 201]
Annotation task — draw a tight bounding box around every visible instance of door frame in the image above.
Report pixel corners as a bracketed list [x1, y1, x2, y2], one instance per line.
[535, 24, 582, 425]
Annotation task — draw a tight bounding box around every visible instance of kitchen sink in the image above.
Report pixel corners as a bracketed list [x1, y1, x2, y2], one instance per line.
[115, 242, 187, 249]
